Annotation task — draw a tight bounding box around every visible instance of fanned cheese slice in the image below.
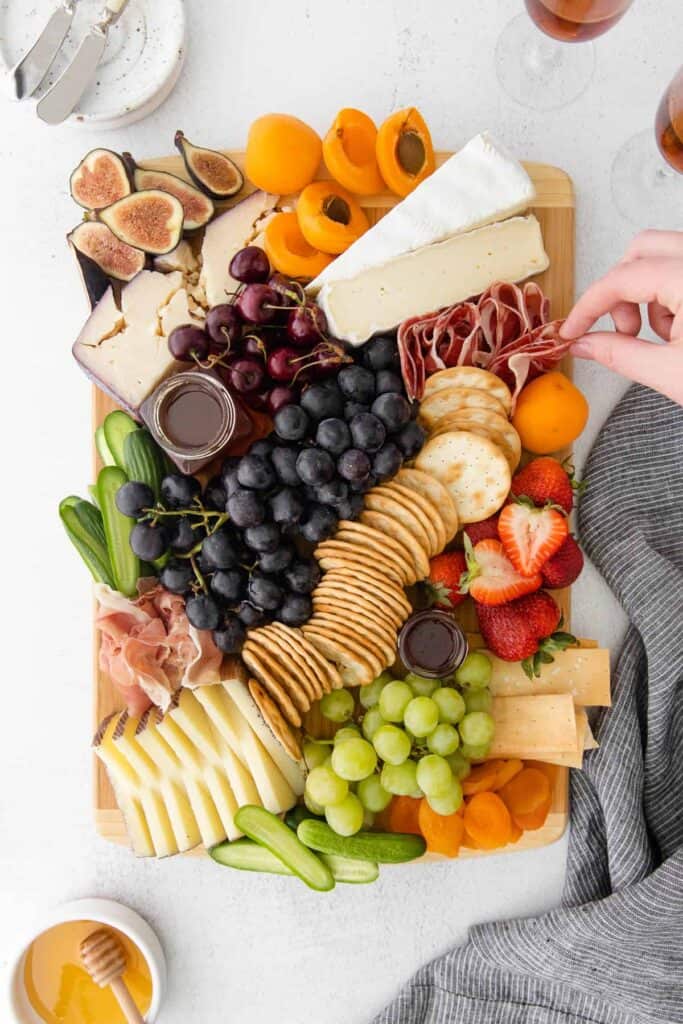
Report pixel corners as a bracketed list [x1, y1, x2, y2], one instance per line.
[488, 647, 611, 706]
[489, 693, 578, 757]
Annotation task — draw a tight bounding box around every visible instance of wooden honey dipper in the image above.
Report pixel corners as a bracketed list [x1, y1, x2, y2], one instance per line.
[80, 928, 145, 1024]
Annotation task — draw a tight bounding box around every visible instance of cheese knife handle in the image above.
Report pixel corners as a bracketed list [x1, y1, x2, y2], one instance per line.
[105, 0, 130, 17]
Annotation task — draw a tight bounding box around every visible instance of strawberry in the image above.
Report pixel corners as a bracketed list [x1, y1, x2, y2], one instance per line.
[463, 514, 500, 546]
[476, 591, 576, 679]
[510, 457, 576, 515]
[498, 500, 568, 577]
[460, 536, 541, 606]
[541, 535, 584, 589]
[425, 550, 468, 609]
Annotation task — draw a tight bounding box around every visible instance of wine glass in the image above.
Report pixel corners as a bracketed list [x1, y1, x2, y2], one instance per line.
[496, 0, 635, 112]
[612, 65, 683, 227]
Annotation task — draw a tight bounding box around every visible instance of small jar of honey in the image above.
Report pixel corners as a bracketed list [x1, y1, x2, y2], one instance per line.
[4, 899, 166, 1024]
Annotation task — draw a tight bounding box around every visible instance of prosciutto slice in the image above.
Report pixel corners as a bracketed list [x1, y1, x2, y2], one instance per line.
[397, 281, 572, 404]
[96, 582, 222, 715]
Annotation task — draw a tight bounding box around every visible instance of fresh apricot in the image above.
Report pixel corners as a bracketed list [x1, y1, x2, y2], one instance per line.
[512, 371, 589, 454]
[296, 181, 369, 255]
[263, 212, 333, 280]
[245, 114, 322, 195]
[323, 108, 385, 196]
[376, 107, 435, 197]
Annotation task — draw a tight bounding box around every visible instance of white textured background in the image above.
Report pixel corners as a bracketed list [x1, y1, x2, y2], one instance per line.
[1, 1, 681, 1021]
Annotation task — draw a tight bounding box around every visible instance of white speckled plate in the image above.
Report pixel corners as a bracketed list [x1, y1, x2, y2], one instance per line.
[1, 0, 186, 128]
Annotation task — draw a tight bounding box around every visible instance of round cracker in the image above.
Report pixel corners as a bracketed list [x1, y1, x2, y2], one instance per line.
[248, 678, 302, 761]
[259, 624, 327, 699]
[319, 571, 411, 620]
[313, 584, 405, 630]
[310, 608, 397, 663]
[243, 640, 310, 715]
[302, 621, 385, 676]
[358, 509, 430, 581]
[322, 563, 412, 607]
[364, 490, 434, 557]
[335, 521, 417, 584]
[300, 627, 376, 687]
[429, 408, 522, 471]
[241, 646, 302, 727]
[379, 481, 445, 554]
[249, 627, 319, 703]
[316, 539, 409, 585]
[422, 366, 513, 415]
[414, 431, 511, 525]
[419, 386, 508, 429]
[270, 623, 342, 692]
[394, 467, 459, 539]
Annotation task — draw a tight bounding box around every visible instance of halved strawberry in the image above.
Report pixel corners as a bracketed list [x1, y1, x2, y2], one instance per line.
[460, 536, 541, 606]
[541, 535, 584, 589]
[498, 500, 568, 577]
[510, 457, 577, 515]
[425, 550, 468, 609]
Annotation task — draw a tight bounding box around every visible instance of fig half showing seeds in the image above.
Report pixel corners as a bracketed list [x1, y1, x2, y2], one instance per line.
[70, 149, 131, 211]
[130, 162, 215, 231]
[68, 222, 146, 283]
[175, 131, 244, 200]
[100, 190, 185, 256]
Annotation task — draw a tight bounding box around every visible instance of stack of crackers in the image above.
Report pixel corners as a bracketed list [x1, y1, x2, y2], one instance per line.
[415, 367, 522, 524]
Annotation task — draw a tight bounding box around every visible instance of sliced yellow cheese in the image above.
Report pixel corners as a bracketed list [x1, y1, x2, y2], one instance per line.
[489, 694, 578, 757]
[488, 647, 611, 706]
[93, 715, 155, 858]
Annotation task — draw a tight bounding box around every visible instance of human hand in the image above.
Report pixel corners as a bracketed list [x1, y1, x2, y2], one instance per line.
[560, 231, 683, 406]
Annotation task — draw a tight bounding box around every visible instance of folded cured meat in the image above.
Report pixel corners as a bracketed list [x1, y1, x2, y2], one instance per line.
[398, 281, 572, 403]
[96, 581, 222, 715]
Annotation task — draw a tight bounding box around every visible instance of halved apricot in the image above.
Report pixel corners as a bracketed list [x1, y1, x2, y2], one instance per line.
[323, 108, 386, 196]
[263, 212, 333, 280]
[296, 181, 369, 255]
[376, 107, 435, 196]
[246, 113, 322, 195]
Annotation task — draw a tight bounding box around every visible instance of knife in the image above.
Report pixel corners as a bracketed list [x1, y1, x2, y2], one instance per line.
[37, 0, 131, 126]
[12, 1, 79, 100]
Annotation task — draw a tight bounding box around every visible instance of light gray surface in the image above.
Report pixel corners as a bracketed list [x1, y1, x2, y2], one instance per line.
[0, 2, 680, 1021]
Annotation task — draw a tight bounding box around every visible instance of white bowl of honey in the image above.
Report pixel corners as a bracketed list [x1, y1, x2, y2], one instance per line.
[4, 898, 166, 1023]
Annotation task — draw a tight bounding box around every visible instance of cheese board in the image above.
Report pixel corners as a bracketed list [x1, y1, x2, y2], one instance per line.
[91, 146, 575, 857]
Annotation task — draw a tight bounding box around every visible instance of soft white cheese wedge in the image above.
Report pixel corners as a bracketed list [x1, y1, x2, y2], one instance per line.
[319, 215, 549, 347]
[309, 131, 535, 293]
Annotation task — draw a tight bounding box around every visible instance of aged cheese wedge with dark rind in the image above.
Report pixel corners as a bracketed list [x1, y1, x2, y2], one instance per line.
[100, 190, 185, 256]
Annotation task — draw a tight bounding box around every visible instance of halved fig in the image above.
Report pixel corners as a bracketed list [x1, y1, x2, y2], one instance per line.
[174, 131, 244, 200]
[100, 190, 185, 256]
[127, 159, 215, 231]
[68, 222, 146, 283]
[70, 149, 131, 211]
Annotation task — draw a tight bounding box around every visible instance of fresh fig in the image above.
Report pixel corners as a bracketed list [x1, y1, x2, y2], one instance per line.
[174, 131, 244, 200]
[100, 190, 185, 256]
[70, 149, 131, 211]
[129, 162, 214, 231]
[68, 222, 146, 283]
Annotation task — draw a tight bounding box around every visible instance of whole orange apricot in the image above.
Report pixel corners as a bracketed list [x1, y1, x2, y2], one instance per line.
[512, 371, 589, 454]
[246, 114, 322, 195]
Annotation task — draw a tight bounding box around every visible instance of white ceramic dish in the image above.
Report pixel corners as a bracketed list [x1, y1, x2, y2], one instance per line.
[1, 0, 186, 129]
[4, 897, 166, 1023]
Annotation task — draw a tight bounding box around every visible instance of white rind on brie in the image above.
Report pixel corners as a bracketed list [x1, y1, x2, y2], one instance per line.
[309, 132, 536, 293]
[318, 215, 550, 347]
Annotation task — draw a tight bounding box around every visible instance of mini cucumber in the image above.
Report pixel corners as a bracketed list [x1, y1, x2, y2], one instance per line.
[102, 410, 139, 469]
[211, 838, 378, 884]
[95, 425, 116, 467]
[97, 466, 140, 597]
[59, 496, 115, 588]
[284, 805, 321, 831]
[297, 821, 426, 863]
[123, 428, 167, 500]
[234, 806, 334, 892]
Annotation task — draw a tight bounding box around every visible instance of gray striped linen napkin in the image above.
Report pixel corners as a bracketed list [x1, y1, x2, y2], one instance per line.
[373, 385, 683, 1024]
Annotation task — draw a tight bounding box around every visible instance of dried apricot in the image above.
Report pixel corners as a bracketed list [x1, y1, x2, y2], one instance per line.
[246, 114, 322, 195]
[376, 108, 435, 197]
[263, 212, 333, 280]
[296, 181, 369, 255]
[323, 108, 385, 196]
[512, 371, 589, 454]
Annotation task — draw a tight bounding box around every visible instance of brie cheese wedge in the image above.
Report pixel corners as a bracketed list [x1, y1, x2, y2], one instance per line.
[319, 215, 550, 347]
[309, 132, 536, 293]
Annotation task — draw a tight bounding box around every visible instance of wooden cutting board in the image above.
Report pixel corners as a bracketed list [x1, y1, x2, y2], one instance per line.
[92, 152, 575, 858]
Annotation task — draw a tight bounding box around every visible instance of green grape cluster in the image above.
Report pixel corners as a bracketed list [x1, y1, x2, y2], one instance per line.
[306, 652, 495, 836]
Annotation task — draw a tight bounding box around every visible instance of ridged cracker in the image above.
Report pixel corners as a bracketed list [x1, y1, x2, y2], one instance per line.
[422, 367, 513, 415]
[414, 431, 511, 525]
